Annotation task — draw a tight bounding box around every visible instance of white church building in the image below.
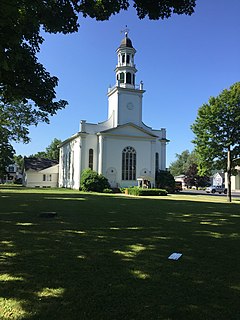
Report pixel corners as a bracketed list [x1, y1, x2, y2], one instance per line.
[59, 33, 169, 190]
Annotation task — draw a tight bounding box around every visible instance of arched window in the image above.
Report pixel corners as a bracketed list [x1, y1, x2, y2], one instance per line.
[122, 146, 136, 180]
[127, 54, 130, 64]
[119, 72, 124, 83]
[126, 72, 131, 84]
[155, 152, 159, 172]
[122, 54, 125, 64]
[89, 149, 93, 170]
[132, 74, 135, 85]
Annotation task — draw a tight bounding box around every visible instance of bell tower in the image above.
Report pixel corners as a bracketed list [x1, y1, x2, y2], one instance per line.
[107, 31, 145, 127]
[115, 30, 137, 89]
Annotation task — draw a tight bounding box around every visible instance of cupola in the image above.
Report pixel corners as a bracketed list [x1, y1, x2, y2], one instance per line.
[115, 31, 137, 89]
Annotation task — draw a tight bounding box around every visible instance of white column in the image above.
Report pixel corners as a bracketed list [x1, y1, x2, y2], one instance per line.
[58, 148, 63, 187]
[98, 135, 104, 174]
[160, 142, 166, 170]
[151, 141, 156, 181]
[79, 136, 86, 185]
[74, 139, 80, 190]
[102, 137, 107, 176]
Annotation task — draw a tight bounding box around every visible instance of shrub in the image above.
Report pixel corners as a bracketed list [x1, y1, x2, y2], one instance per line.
[80, 169, 110, 192]
[155, 170, 175, 193]
[103, 188, 113, 193]
[126, 187, 167, 196]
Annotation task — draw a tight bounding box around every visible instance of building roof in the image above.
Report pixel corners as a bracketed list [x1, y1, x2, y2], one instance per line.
[24, 158, 58, 171]
[98, 122, 158, 138]
[120, 36, 133, 48]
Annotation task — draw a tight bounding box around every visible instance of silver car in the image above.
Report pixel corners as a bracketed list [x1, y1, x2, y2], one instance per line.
[206, 185, 227, 194]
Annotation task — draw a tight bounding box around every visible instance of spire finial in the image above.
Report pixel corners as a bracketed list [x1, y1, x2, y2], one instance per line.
[121, 25, 130, 37]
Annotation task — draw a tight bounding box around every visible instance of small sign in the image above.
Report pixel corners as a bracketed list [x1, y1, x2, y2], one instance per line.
[168, 253, 182, 260]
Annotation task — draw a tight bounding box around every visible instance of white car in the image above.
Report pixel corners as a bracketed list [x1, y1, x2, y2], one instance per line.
[206, 185, 227, 194]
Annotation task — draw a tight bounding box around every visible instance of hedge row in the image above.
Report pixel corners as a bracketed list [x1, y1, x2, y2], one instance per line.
[126, 187, 168, 196]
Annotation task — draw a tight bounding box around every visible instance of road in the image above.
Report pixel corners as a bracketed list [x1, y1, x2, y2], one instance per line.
[180, 189, 240, 198]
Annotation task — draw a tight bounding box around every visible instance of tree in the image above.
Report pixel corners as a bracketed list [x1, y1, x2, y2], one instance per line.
[80, 169, 110, 192]
[1, 1, 196, 162]
[31, 138, 62, 161]
[169, 150, 210, 188]
[0, 100, 50, 172]
[184, 163, 209, 188]
[155, 170, 175, 193]
[45, 138, 62, 160]
[79, 0, 196, 20]
[169, 150, 194, 176]
[0, 100, 49, 144]
[1, 0, 196, 109]
[0, 131, 14, 180]
[13, 155, 24, 172]
[191, 82, 240, 202]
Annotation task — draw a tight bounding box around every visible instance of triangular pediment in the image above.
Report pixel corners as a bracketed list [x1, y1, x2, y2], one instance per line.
[98, 123, 157, 138]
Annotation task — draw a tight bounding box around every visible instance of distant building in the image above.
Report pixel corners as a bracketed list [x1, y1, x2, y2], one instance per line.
[22, 158, 59, 188]
[212, 172, 224, 186]
[59, 33, 169, 190]
[225, 166, 240, 191]
[1, 163, 22, 184]
[174, 175, 187, 189]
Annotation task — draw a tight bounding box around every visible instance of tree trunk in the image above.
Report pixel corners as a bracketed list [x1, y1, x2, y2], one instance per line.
[227, 146, 232, 202]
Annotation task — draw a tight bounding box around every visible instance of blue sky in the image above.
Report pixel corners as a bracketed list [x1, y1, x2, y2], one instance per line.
[12, 0, 240, 166]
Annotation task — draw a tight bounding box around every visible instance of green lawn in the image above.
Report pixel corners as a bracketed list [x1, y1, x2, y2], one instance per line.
[0, 187, 239, 320]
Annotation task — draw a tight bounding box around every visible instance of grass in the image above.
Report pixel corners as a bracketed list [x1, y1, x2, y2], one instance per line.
[0, 187, 240, 320]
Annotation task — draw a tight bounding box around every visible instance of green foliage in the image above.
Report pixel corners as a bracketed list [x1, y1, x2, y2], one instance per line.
[79, 0, 196, 20]
[155, 170, 175, 193]
[1, 0, 196, 109]
[45, 138, 62, 160]
[184, 163, 210, 188]
[132, 0, 196, 20]
[1, 0, 196, 169]
[127, 187, 167, 196]
[80, 169, 110, 192]
[30, 151, 48, 159]
[0, 131, 14, 179]
[169, 150, 197, 176]
[169, 150, 210, 188]
[191, 82, 240, 202]
[0, 100, 50, 143]
[30, 138, 62, 160]
[191, 82, 240, 176]
[0, 100, 52, 171]
[1, 0, 77, 110]
[103, 188, 113, 193]
[13, 155, 23, 168]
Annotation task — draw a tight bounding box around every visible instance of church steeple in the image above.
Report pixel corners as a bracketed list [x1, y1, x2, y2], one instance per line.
[107, 32, 145, 127]
[115, 31, 137, 89]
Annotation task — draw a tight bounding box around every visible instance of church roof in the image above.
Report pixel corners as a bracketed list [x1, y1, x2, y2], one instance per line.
[120, 36, 133, 48]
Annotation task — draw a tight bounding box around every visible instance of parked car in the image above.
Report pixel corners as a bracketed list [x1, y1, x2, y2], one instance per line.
[206, 185, 227, 194]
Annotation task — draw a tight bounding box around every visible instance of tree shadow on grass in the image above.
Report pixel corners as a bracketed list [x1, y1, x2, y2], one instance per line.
[0, 190, 240, 320]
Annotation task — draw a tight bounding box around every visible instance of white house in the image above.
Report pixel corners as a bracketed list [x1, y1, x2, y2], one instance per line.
[23, 158, 59, 188]
[1, 163, 22, 184]
[225, 166, 240, 191]
[59, 33, 169, 190]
